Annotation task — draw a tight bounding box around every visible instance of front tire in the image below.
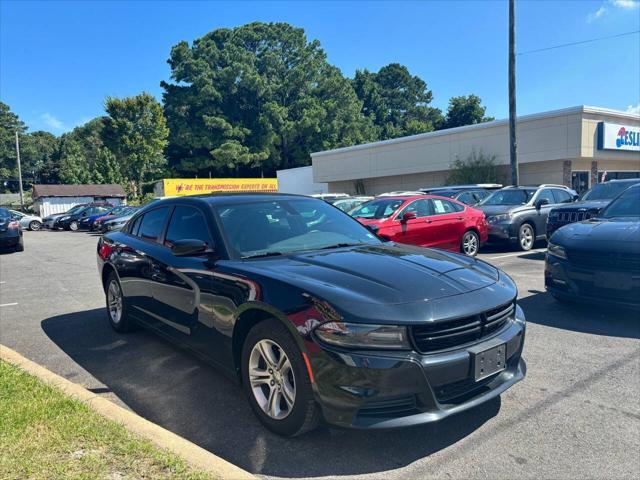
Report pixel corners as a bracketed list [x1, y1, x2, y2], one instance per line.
[105, 272, 133, 333]
[69, 220, 79, 231]
[29, 221, 42, 231]
[517, 223, 534, 251]
[241, 318, 320, 436]
[460, 230, 480, 257]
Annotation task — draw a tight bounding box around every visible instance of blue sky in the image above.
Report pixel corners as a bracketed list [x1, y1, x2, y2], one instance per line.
[1, 0, 639, 135]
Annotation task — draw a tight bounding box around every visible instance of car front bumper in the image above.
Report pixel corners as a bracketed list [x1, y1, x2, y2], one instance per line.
[308, 307, 526, 429]
[545, 254, 640, 308]
[487, 223, 517, 243]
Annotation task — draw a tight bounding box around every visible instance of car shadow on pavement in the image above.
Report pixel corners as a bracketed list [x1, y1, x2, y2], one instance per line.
[519, 292, 640, 339]
[42, 308, 501, 478]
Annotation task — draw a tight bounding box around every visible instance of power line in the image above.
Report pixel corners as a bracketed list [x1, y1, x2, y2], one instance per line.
[517, 30, 640, 56]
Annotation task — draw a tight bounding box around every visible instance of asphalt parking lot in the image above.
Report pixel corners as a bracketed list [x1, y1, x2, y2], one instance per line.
[1, 231, 639, 480]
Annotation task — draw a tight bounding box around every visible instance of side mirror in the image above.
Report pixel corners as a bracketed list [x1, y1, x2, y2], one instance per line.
[171, 239, 211, 257]
[535, 198, 549, 210]
[401, 211, 417, 222]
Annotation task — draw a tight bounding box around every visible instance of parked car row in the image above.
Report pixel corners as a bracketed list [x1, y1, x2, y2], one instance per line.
[42, 203, 141, 233]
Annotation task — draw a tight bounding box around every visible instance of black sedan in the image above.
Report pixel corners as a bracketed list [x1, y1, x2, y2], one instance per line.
[0, 208, 24, 252]
[97, 194, 526, 436]
[546, 184, 640, 308]
[546, 178, 640, 237]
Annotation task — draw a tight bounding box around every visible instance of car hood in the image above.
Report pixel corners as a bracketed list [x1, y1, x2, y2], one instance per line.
[478, 205, 521, 216]
[44, 213, 67, 221]
[554, 218, 640, 246]
[551, 200, 609, 212]
[231, 243, 517, 323]
[106, 214, 132, 224]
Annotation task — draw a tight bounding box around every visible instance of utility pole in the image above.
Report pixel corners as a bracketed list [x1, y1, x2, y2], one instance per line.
[14, 131, 25, 211]
[509, 0, 519, 186]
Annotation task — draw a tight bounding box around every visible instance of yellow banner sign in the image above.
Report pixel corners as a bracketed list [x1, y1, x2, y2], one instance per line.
[162, 178, 278, 196]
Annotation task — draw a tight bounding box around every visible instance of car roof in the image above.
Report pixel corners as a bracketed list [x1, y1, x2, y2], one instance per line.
[608, 178, 640, 183]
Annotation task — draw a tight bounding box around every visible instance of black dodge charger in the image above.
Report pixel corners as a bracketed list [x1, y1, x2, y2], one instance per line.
[546, 184, 640, 309]
[97, 194, 526, 436]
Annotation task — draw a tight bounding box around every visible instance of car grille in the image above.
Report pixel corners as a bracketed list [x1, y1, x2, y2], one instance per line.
[411, 301, 515, 353]
[435, 375, 496, 404]
[551, 210, 593, 224]
[567, 250, 640, 273]
[357, 395, 418, 418]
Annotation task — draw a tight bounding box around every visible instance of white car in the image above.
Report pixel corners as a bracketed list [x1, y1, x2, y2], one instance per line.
[9, 210, 43, 231]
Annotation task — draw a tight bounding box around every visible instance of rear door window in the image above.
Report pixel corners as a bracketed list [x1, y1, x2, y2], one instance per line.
[431, 198, 462, 214]
[164, 206, 211, 248]
[136, 207, 170, 243]
[457, 192, 475, 204]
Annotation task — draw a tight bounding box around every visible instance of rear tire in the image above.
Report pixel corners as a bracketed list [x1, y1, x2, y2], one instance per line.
[460, 230, 480, 257]
[241, 318, 320, 437]
[29, 221, 42, 231]
[517, 223, 535, 251]
[105, 272, 133, 333]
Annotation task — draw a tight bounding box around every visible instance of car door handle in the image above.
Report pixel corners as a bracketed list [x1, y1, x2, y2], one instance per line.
[424, 219, 432, 223]
[456, 217, 464, 220]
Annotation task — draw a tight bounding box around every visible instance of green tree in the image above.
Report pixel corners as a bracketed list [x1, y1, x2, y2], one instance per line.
[58, 137, 92, 184]
[352, 63, 443, 139]
[103, 93, 168, 197]
[443, 94, 494, 129]
[20, 131, 60, 184]
[92, 147, 123, 184]
[0, 101, 27, 188]
[162, 22, 374, 177]
[447, 150, 505, 185]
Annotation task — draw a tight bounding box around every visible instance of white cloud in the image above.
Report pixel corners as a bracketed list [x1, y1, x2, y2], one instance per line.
[587, 5, 607, 22]
[40, 113, 67, 132]
[626, 103, 640, 115]
[610, 0, 639, 9]
[588, 0, 639, 22]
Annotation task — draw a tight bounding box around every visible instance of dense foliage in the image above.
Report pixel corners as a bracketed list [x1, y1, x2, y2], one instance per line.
[446, 150, 505, 185]
[1, 22, 494, 196]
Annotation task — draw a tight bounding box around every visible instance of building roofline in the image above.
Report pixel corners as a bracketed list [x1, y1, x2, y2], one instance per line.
[311, 105, 640, 158]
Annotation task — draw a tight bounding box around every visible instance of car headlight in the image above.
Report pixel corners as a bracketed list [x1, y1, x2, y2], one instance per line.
[487, 213, 511, 224]
[314, 322, 410, 350]
[547, 243, 567, 260]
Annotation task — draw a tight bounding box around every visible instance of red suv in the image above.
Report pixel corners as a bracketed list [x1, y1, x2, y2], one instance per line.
[351, 195, 488, 256]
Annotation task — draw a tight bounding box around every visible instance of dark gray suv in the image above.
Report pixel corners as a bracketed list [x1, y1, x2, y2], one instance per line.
[478, 185, 577, 251]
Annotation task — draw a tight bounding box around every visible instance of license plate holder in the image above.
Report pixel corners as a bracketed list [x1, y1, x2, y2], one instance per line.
[594, 271, 631, 290]
[471, 342, 506, 381]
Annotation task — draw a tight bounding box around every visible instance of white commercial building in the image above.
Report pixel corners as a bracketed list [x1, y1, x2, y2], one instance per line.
[276, 165, 328, 195]
[32, 184, 126, 217]
[311, 106, 640, 196]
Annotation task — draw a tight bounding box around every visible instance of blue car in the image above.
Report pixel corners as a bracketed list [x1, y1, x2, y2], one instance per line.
[79, 205, 131, 230]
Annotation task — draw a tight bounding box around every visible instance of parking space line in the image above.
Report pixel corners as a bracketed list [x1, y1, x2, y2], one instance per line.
[0, 303, 18, 307]
[486, 249, 546, 260]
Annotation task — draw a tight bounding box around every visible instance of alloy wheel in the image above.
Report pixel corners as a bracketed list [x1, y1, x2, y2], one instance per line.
[520, 225, 534, 250]
[107, 280, 123, 325]
[69, 221, 79, 231]
[248, 339, 296, 420]
[29, 221, 42, 231]
[462, 232, 479, 256]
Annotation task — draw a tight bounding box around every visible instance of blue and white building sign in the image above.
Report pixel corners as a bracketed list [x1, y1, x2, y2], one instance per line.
[597, 122, 640, 152]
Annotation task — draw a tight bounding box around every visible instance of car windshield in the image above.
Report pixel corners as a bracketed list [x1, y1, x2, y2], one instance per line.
[580, 181, 638, 201]
[108, 205, 129, 215]
[600, 187, 640, 218]
[350, 199, 405, 219]
[65, 205, 85, 215]
[0, 208, 10, 219]
[480, 189, 534, 206]
[215, 199, 381, 258]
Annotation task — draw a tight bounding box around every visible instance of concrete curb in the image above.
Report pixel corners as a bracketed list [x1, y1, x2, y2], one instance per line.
[0, 344, 257, 480]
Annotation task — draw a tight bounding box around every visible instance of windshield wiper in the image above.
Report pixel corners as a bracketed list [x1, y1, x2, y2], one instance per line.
[317, 243, 362, 250]
[242, 251, 285, 259]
